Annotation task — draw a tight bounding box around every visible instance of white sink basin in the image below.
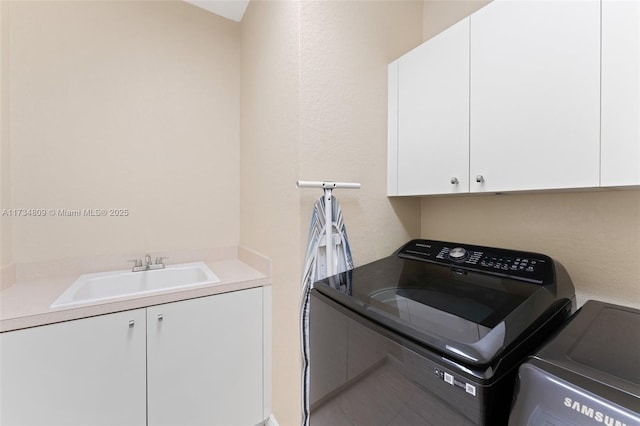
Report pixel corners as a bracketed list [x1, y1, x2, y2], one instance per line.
[51, 262, 220, 309]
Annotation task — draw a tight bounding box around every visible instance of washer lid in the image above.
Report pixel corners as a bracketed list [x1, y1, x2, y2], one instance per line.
[314, 253, 562, 366]
[535, 300, 640, 396]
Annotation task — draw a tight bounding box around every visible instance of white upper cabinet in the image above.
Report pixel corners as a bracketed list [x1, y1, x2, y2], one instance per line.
[387, 0, 636, 196]
[469, 0, 601, 192]
[389, 17, 470, 196]
[601, 0, 640, 187]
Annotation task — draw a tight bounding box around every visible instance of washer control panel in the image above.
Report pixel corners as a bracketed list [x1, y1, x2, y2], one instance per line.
[397, 239, 553, 285]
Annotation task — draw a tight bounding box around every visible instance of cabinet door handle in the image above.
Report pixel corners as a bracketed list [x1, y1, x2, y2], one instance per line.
[157, 314, 164, 321]
[476, 175, 485, 183]
[129, 320, 135, 328]
[450, 177, 459, 185]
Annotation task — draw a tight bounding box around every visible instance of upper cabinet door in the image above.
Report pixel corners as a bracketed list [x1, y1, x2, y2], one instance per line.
[470, 0, 600, 193]
[601, 0, 640, 187]
[390, 17, 470, 196]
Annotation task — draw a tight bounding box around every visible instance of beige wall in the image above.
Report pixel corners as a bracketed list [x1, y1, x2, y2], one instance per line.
[420, 0, 640, 309]
[299, 0, 423, 268]
[4, 1, 241, 264]
[421, 191, 640, 308]
[240, 1, 302, 424]
[1, 1, 11, 273]
[241, 1, 423, 424]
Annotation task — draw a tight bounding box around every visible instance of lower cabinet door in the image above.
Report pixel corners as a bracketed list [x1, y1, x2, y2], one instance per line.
[147, 288, 263, 426]
[0, 309, 147, 426]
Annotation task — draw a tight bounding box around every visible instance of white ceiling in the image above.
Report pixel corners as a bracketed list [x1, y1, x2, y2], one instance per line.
[184, 0, 250, 22]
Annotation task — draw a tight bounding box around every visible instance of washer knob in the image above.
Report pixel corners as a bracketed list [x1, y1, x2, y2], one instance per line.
[449, 247, 467, 260]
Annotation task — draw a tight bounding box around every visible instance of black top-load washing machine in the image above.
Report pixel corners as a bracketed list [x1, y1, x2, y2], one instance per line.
[509, 300, 640, 426]
[309, 239, 576, 425]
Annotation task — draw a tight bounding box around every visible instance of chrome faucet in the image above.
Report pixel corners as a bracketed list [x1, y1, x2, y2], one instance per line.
[129, 254, 167, 272]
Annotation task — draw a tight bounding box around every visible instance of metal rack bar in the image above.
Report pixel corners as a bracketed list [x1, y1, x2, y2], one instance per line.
[296, 181, 361, 190]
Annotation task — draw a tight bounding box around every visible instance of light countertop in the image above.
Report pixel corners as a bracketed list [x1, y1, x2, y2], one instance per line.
[0, 246, 271, 333]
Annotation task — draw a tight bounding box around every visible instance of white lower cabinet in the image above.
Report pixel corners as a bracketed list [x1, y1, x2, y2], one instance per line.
[147, 288, 263, 426]
[0, 287, 263, 426]
[0, 309, 147, 426]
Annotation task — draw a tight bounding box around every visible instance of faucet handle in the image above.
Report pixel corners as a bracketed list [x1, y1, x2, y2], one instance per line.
[128, 259, 142, 267]
[155, 256, 169, 265]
